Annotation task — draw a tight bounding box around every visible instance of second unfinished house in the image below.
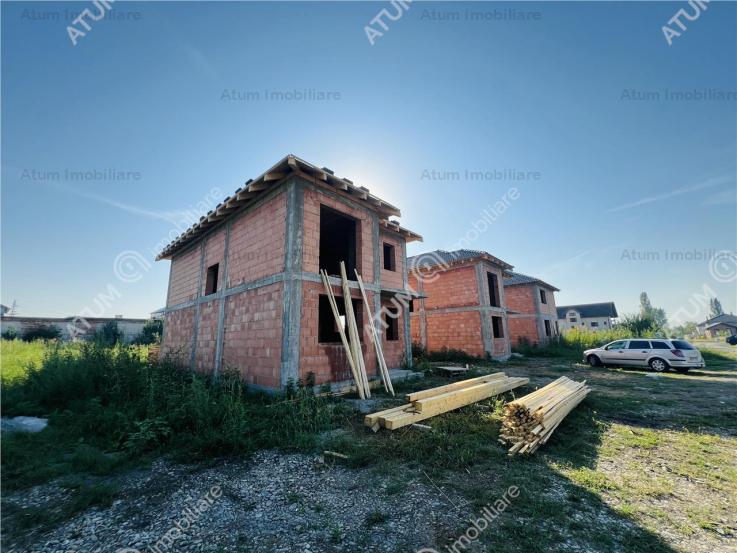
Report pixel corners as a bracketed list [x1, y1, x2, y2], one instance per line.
[157, 155, 422, 391]
[408, 249, 512, 360]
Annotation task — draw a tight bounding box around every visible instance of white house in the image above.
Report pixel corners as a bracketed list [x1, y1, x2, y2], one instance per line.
[557, 302, 618, 332]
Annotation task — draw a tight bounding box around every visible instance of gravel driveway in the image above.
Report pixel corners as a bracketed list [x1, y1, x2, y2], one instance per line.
[3, 450, 472, 553]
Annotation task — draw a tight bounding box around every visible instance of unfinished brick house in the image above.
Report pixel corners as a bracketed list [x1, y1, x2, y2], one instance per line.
[157, 155, 421, 391]
[408, 250, 512, 360]
[503, 272, 560, 346]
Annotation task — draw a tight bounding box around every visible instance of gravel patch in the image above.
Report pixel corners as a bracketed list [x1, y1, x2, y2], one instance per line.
[3, 451, 470, 553]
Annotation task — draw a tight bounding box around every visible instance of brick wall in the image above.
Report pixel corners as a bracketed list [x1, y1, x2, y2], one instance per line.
[227, 192, 286, 286]
[379, 231, 404, 290]
[504, 284, 558, 345]
[221, 283, 283, 388]
[504, 285, 535, 313]
[380, 296, 406, 368]
[508, 317, 540, 346]
[426, 310, 485, 356]
[421, 265, 479, 310]
[409, 312, 422, 346]
[167, 246, 200, 306]
[201, 229, 226, 295]
[161, 307, 195, 363]
[193, 300, 219, 373]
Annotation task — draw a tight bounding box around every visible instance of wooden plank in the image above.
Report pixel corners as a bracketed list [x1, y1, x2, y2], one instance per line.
[382, 378, 528, 429]
[355, 270, 394, 396]
[340, 262, 370, 398]
[363, 403, 413, 426]
[320, 270, 364, 399]
[414, 377, 529, 414]
[405, 373, 506, 403]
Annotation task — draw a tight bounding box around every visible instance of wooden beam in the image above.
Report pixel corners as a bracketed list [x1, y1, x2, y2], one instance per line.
[405, 373, 506, 403]
[377, 377, 529, 430]
[263, 172, 285, 182]
[413, 378, 529, 414]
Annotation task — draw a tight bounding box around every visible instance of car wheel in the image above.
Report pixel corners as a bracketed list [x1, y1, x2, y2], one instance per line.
[649, 358, 668, 372]
[587, 354, 601, 367]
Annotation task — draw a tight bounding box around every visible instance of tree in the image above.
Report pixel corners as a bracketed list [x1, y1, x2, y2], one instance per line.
[639, 292, 668, 330]
[618, 314, 658, 337]
[94, 321, 123, 347]
[671, 321, 697, 338]
[132, 319, 163, 345]
[709, 297, 724, 318]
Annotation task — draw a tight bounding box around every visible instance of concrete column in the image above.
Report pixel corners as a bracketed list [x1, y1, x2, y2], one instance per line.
[280, 179, 304, 387]
[190, 240, 206, 369]
[213, 221, 232, 377]
[372, 214, 382, 373]
[401, 240, 412, 367]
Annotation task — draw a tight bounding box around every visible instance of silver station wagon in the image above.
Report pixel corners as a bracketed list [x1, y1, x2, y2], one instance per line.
[583, 339, 705, 373]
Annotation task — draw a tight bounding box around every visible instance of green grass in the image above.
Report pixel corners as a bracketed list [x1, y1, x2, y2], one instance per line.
[0, 339, 47, 383]
[1, 341, 357, 546]
[2, 342, 735, 553]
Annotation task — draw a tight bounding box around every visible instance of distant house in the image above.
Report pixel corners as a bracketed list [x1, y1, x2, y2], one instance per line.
[408, 249, 512, 360]
[557, 302, 618, 331]
[697, 313, 737, 338]
[504, 272, 560, 345]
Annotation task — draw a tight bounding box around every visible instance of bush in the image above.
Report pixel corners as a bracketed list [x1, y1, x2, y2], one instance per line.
[131, 319, 163, 345]
[22, 324, 61, 342]
[2, 327, 19, 340]
[1, 343, 345, 461]
[93, 321, 123, 347]
[412, 342, 482, 364]
[513, 327, 631, 359]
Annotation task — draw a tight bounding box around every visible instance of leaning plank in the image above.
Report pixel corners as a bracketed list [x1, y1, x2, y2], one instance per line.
[355, 270, 394, 395]
[405, 373, 506, 403]
[340, 262, 370, 397]
[320, 270, 365, 399]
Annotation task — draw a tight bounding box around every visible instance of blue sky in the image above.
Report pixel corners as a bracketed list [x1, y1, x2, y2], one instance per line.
[2, 1, 735, 322]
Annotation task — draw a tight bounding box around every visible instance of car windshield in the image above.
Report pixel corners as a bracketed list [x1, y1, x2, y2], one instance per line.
[671, 340, 695, 350]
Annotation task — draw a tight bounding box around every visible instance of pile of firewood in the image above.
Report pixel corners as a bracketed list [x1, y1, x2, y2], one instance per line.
[500, 376, 589, 455]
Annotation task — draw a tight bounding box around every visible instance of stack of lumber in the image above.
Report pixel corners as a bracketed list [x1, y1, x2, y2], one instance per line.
[365, 372, 528, 431]
[500, 376, 590, 456]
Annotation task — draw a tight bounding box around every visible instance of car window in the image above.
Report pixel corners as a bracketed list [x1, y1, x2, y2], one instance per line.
[651, 341, 670, 349]
[671, 340, 695, 350]
[606, 341, 626, 350]
[628, 340, 651, 349]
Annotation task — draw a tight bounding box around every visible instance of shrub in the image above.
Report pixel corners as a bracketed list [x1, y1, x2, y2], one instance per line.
[93, 321, 123, 347]
[513, 327, 631, 358]
[2, 327, 19, 340]
[131, 319, 163, 345]
[22, 324, 61, 342]
[1, 342, 344, 461]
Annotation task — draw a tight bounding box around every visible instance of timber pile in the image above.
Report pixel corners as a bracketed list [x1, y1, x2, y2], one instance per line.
[365, 372, 528, 431]
[500, 376, 590, 456]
